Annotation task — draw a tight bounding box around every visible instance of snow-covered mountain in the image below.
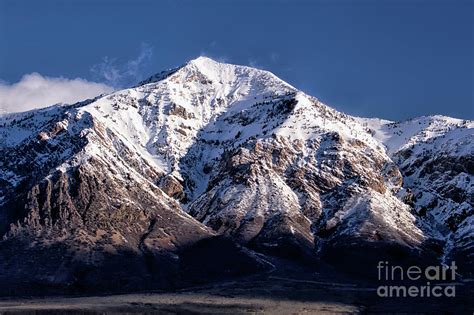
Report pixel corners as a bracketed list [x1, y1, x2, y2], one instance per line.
[0, 56, 472, 292]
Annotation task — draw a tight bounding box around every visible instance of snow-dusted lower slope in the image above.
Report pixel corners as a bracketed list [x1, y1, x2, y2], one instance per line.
[0, 57, 473, 291]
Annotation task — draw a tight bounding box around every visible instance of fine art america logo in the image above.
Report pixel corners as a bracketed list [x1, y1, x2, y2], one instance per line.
[376, 261, 457, 298]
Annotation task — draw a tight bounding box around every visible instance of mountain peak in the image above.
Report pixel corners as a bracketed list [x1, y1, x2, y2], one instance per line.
[187, 55, 219, 66]
[138, 56, 297, 97]
[137, 56, 233, 86]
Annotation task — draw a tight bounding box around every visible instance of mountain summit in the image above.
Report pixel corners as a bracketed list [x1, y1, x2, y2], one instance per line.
[0, 57, 472, 293]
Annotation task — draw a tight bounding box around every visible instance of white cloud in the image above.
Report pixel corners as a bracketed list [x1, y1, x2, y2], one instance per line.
[0, 73, 114, 114]
[90, 43, 153, 87]
[0, 43, 156, 114]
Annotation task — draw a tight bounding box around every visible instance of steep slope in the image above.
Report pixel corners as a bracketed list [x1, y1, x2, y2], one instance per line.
[359, 115, 474, 275]
[0, 94, 267, 294]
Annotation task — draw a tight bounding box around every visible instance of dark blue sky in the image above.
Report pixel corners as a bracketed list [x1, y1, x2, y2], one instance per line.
[0, 0, 472, 120]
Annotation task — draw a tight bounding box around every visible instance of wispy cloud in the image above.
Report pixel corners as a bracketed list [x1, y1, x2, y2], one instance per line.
[248, 57, 262, 69]
[197, 52, 230, 63]
[270, 52, 279, 63]
[0, 43, 153, 114]
[0, 73, 114, 114]
[207, 54, 230, 63]
[198, 41, 231, 63]
[90, 43, 153, 87]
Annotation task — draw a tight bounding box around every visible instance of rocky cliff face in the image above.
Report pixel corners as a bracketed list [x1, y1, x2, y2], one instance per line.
[0, 57, 472, 293]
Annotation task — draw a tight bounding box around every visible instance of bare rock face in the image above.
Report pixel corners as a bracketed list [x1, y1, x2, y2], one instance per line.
[168, 103, 195, 119]
[0, 57, 472, 294]
[0, 101, 266, 294]
[0, 161, 208, 293]
[159, 174, 186, 201]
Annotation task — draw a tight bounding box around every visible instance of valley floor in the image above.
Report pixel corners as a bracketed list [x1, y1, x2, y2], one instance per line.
[0, 291, 360, 314]
[0, 270, 472, 314]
